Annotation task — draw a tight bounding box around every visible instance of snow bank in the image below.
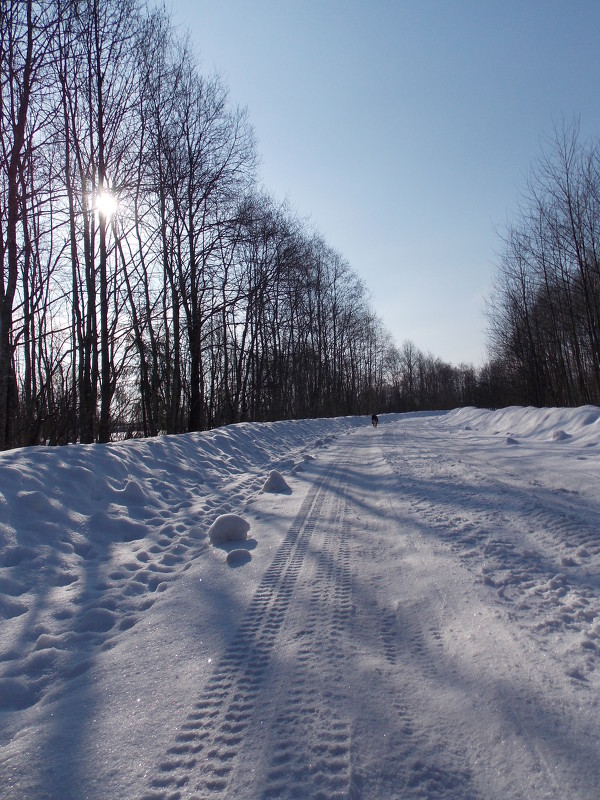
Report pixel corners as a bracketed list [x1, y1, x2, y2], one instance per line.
[442, 404, 600, 446]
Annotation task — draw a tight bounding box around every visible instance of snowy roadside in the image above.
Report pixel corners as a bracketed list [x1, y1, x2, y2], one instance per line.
[0, 414, 381, 797]
[1, 406, 600, 799]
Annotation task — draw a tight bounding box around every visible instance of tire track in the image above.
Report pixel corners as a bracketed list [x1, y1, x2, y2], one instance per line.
[348, 548, 482, 798]
[143, 424, 577, 800]
[297, 436, 482, 800]
[380, 430, 600, 643]
[141, 461, 338, 799]
[377, 428, 576, 798]
[259, 467, 354, 799]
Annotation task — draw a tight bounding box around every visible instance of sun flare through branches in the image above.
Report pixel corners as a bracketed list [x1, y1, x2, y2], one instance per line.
[94, 190, 118, 220]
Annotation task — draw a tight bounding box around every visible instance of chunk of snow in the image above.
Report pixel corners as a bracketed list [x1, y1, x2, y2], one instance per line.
[226, 549, 252, 567]
[208, 513, 250, 545]
[262, 470, 291, 493]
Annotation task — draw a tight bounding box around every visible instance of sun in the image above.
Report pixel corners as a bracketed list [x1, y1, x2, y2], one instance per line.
[95, 190, 118, 219]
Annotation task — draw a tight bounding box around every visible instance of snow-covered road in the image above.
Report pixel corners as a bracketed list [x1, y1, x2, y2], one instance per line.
[1, 409, 600, 798]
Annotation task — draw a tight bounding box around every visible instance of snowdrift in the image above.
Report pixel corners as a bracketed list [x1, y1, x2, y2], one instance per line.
[442, 404, 600, 446]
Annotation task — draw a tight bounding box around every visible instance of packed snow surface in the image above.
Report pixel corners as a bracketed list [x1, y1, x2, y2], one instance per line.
[1, 407, 600, 798]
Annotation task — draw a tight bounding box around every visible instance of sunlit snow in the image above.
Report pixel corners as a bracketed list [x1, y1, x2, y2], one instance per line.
[1, 408, 600, 798]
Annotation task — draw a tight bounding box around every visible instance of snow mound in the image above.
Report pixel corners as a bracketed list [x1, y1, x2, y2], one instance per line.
[208, 513, 250, 545]
[262, 470, 291, 494]
[443, 405, 600, 446]
[226, 549, 252, 567]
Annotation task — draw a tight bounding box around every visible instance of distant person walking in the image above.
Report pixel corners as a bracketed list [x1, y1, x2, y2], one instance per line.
[371, 414, 378, 428]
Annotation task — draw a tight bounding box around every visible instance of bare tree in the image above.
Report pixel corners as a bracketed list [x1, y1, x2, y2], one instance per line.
[2, 0, 418, 447]
[488, 121, 600, 406]
[0, 0, 61, 447]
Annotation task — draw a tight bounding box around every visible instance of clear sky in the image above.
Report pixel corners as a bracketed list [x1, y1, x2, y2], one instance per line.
[167, 0, 600, 366]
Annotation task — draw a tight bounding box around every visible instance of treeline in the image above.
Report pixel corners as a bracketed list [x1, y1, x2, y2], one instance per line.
[488, 122, 600, 408]
[1, 0, 494, 450]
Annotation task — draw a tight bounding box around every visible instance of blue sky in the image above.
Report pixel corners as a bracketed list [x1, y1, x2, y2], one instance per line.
[168, 0, 600, 366]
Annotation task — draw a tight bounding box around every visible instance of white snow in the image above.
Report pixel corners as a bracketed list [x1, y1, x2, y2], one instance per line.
[1, 408, 600, 798]
[262, 469, 291, 494]
[208, 514, 251, 545]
